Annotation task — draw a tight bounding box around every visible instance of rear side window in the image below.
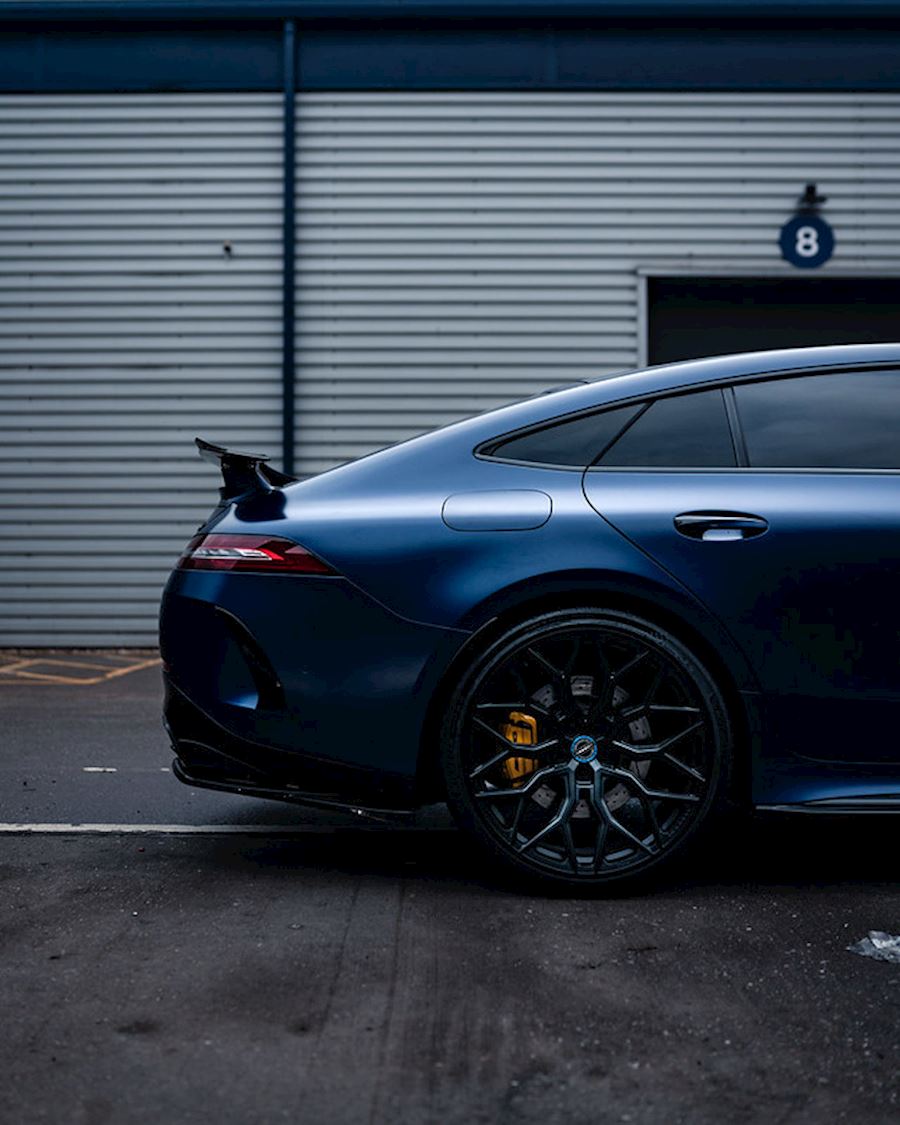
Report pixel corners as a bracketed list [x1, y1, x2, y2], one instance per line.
[734, 370, 900, 469]
[596, 389, 736, 468]
[489, 403, 640, 467]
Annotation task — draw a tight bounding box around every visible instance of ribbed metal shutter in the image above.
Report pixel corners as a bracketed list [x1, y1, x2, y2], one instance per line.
[0, 94, 282, 646]
[294, 92, 900, 477]
[6, 92, 900, 645]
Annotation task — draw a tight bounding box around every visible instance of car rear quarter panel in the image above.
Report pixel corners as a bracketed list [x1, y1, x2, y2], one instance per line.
[212, 449, 758, 698]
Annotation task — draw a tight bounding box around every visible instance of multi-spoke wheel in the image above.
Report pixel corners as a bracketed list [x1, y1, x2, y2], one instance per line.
[441, 609, 732, 890]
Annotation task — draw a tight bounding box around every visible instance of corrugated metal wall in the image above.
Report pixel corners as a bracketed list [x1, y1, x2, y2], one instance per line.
[4, 91, 900, 643]
[294, 92, 900, 477]
[0, 94, 283, 645]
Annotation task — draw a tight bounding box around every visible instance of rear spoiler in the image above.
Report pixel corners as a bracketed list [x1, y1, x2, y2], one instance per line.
[195, 437, 298, 500]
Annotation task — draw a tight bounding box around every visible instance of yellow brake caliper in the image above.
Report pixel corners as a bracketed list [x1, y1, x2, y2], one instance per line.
[500, 711, 539, 785]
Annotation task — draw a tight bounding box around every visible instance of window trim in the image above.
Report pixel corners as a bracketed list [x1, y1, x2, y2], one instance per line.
[722, 386, 749, 468]
[477, 361, 900, 475]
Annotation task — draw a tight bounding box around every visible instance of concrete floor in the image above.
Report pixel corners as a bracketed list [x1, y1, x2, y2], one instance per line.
[1, 657, 899, 1124]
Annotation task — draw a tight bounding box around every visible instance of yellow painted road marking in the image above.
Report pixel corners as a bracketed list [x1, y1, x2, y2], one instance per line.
[0, 659, 35, 674]
[0, 656, 160, 686]
[10, 657, 118, 672]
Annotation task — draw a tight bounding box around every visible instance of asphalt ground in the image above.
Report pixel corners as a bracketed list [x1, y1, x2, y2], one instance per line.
[1, 653, 899, 1124]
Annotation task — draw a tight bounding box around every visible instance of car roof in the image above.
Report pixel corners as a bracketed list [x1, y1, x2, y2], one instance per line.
[462, 342, 900, 442]
[587, 342, 900, 397]
[296, 343, 900, 490]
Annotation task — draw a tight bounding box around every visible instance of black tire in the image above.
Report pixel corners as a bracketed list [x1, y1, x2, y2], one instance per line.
[441, 608, 733, 892]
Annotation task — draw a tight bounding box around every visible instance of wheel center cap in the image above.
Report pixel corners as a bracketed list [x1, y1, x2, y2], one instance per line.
[570, 735, 598, 763]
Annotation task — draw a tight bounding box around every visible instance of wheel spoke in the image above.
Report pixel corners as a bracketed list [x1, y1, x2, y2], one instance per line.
[472, 714, 518, 749]
[468, 747, 517, 781]
[633, 789, 662, 848]
[472, 714, 556, 752]
[585, 635, 616, 720]
[507, 789, 530, 841]
[662, 753, 707, 784]
[608, 659, 667, 730]
[563, 634, 585, 677]
[603, 806, 655, 857]
[509, 664, 532, 704]
[619, 702, 700, 721]
[467, 735, 558, 781]
[644, 662, 666, 706]
[584, 773, 612, 870]
[524, 646, 565, 683]
[561, 821, 580, 874]
[475, 761, 569, 800]
[599, 764, 701, 804]
[614, 649, 649, 680]
[475, 701, 551, 717]
[612, 720, 704, 758]
[582, 769, 654, 859]
[591, 814, 610, 870]
[515, 772, 576, 855]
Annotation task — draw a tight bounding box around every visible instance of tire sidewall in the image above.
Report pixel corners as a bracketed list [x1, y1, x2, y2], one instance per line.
[440, 608, 733, 892]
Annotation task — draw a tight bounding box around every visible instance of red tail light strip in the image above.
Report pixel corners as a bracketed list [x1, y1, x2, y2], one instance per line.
[177, 534, 336, 575]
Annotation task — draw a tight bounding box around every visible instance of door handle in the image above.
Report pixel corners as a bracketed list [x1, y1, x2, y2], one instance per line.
[673, 512, 769, 542]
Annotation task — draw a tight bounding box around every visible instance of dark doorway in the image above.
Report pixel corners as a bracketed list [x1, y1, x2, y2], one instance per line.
[647, 276, 900, 365]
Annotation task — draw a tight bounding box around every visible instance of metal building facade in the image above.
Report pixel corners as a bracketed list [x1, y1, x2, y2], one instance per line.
[1, 3, 900, 645]
[293, 91, 900, 475]
[0, 94, 283, 644]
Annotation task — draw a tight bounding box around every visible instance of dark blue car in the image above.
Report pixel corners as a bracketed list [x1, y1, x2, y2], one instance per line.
[160, 343, 900, 889]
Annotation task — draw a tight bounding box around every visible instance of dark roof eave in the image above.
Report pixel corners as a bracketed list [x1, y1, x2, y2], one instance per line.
[1, 0, 899, 23]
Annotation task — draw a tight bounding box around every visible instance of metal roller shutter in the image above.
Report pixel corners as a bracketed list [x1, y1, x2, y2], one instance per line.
[0, 94, 282, 646]
[294, 92, 900, 478]
[5, 91, 900, 645]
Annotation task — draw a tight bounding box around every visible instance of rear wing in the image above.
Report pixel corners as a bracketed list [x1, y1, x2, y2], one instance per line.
[195, 437, 297, 500]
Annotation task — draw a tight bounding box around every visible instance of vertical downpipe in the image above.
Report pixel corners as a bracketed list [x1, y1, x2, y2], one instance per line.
[281, 18, 297, 475]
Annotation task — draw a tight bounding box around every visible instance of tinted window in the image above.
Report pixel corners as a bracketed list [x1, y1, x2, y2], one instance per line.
[597, 389, 735, 468]
[490, 403, 639, 467]
[735, 370, 900, 469]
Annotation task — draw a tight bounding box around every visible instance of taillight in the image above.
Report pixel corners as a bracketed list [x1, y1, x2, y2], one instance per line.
[177, 533, 336, 575]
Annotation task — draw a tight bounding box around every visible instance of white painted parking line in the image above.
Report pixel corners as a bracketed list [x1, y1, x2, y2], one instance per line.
[0, 821, 449, 835]
[70, 767, 170, 773]
[0, 823, 357, 835]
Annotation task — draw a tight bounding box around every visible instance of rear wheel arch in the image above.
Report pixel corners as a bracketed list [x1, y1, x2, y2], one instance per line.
[415, 576, 754, 807]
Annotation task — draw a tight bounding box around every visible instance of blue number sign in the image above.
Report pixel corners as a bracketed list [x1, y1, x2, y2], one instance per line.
[779, 214, 835, 269]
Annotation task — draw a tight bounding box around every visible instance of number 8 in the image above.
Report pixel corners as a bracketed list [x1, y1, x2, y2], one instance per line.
[795, 225, 819, 258]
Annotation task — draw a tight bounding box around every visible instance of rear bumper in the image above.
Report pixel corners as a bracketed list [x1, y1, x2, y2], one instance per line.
[160, 569, 468, 805]
[165, 679, 417, 816]
[171, 757, 416, 822]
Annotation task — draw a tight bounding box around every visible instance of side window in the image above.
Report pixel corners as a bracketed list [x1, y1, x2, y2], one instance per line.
[596, 389, 736, 468]
[734, 370, 900, 469]
[489, 403, 640, 467]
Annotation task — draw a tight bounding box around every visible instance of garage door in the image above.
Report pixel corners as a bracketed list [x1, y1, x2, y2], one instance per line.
[0, 94, 282, 646]
[648, 276, 900, 365]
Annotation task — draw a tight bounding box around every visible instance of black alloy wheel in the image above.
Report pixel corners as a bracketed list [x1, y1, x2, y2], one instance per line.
[441, 609, 732, 891]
